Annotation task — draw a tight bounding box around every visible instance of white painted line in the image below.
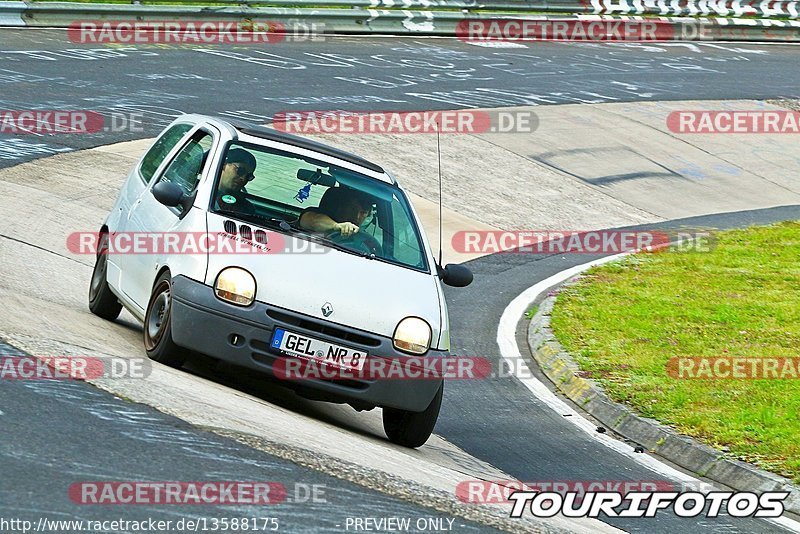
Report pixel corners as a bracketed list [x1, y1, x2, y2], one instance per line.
[497, 253, 800, 532]
[464, 41, 529, 48]
[496, 253, 689, 473]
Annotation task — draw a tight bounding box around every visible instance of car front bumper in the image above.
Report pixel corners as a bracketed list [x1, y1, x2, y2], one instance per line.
[170, 275, 444, 412]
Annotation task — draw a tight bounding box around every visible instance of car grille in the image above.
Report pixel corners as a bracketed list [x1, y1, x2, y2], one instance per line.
[222, 221, 270, 246]
[266, 309, 382, 348]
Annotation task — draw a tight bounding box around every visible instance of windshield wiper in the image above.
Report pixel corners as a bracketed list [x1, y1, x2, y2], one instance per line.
[214, 209, 293, 233]
[310, 234, 375, 260]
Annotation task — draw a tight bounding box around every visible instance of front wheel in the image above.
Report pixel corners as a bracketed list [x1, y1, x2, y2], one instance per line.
[88, 232, 122, 321]
[382, 383, 443, 448]
[143, 272, 187, 368]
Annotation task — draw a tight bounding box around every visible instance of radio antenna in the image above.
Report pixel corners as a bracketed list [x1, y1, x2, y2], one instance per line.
[436, 119, 443, 267]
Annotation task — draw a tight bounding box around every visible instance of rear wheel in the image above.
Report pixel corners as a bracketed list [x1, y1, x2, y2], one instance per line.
[382, 383, 443, 448]
[143, 272, 187, 368]
[88, 232, 122, 321]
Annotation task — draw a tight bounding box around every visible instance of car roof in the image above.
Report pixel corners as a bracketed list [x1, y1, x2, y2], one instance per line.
[211, 117, 386, 175]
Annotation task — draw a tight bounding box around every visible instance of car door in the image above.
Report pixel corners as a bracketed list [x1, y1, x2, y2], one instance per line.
[120, 128, 216, 311]
[107, 122, 194, 292]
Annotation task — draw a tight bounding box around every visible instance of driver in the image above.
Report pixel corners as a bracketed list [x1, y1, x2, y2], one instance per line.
[298, 186, 373, 237]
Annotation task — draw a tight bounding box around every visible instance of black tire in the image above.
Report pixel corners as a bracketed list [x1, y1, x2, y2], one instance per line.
[382, 383, 443, 448]
[143, 272, 188, 368]
[88, 232, 123, 321]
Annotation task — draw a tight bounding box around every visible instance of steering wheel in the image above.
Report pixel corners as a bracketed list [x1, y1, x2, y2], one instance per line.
[325, 229, 382, 256]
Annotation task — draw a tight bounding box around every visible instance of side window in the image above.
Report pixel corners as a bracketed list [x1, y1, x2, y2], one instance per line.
[158, 131, 213, 197]
[139, 123, 193, 183]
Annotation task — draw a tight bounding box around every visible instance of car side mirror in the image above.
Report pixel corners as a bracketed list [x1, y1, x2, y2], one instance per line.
[152, 181, 185, 208]
[437, 263, 473, 288]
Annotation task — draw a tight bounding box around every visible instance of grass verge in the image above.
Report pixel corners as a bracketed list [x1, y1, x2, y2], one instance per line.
[549, 221, 800, 483]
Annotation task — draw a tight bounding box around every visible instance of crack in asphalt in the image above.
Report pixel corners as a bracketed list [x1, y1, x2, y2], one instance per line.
[0, 232, 91, 267]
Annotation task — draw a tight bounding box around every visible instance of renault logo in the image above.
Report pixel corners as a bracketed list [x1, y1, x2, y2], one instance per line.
[321, 302, 333, 317]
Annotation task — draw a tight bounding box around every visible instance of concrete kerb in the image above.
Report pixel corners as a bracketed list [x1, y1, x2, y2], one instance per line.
[527, 291, 800, 515]
[2, 2, 800, 41]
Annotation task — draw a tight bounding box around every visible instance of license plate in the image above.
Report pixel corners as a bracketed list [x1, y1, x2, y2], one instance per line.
[270, 328, 367, 371]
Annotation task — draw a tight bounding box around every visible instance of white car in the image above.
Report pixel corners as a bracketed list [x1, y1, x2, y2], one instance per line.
[88, 114, 472, 447]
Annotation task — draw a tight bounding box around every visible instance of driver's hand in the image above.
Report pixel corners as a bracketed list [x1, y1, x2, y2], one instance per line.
[334, 221, 359, 237]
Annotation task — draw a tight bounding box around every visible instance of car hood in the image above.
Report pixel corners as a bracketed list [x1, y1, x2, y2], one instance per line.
[204, 215, 442, 343]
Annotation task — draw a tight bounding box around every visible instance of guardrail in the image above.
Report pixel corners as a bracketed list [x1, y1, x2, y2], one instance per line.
[22, 0, 800, 18]
[1, 1, 799, 41]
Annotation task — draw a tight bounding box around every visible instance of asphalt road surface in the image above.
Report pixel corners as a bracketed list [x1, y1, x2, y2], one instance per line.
[0, 339, 502, 534]
[1, 29, 800, 167]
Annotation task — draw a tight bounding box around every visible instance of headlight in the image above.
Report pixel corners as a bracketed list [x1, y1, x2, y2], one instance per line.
[214, 267, 256, 306]
[393, 317, 431, 355]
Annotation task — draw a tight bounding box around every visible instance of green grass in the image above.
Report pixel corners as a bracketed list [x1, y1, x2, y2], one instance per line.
[549, 221, 800, 483]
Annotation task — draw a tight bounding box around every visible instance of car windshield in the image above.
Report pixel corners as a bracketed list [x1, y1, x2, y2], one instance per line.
[210, 141, 429, 272]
